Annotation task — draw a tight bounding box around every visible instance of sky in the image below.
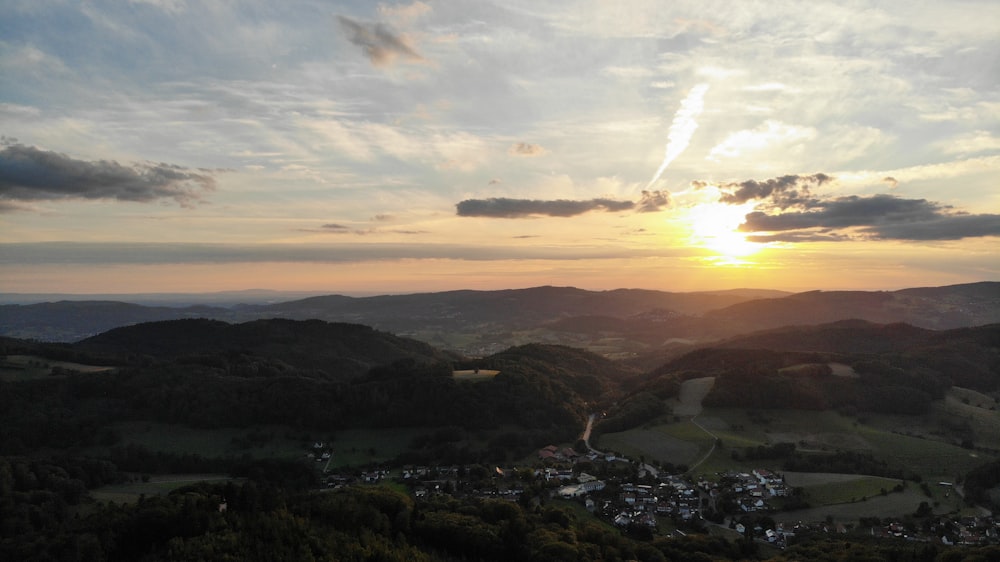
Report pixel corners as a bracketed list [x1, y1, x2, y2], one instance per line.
[1, 0, 998, 296]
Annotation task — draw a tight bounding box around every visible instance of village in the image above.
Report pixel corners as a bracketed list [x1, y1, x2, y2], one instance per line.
[312, 440, 1000, 549]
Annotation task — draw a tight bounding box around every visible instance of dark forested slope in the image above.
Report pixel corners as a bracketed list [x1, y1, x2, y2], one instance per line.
[0, 320, 631, 457]
[76, 318, 456, 380]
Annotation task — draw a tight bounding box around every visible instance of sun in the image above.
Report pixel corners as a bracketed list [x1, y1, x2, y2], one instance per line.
[684, 201, 762, 260]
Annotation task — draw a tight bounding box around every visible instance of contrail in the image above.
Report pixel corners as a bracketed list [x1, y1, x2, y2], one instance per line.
[646, 83, 709, 189]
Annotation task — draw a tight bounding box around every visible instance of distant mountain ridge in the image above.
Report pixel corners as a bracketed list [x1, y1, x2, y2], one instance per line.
[704, 281, 1000, 331]
[1, 283, 997, 351]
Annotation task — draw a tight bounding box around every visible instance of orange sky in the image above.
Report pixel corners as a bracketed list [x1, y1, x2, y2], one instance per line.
[2, 1, 998, 295]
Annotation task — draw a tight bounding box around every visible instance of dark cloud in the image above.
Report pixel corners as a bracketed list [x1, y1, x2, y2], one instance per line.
[321, 223, 349, 230]
[337, 15, 422, 67]
[861, 213, 1000, 240]
[739, 194, 1000, 241]
[701, 172, 999, 243]
[456, 197, 635, 218]
[739, 195, 941, 231]
[456, 190, 674, 218]
[636, 190, 670, 213]
[0, 141, 216, 209]
[716, 173, 832, 207]
[508, 142, 547, 157]
[745, 231, 852, 243]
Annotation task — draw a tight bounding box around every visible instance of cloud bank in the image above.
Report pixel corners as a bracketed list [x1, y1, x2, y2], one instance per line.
[713, 173, 833, 207]
[456, 190, 670, 218]
[456, 197, 633, 218]
[739, 194, 1000, 241]
[0, 141, 216, 209]
[702, 172, 1000, 242]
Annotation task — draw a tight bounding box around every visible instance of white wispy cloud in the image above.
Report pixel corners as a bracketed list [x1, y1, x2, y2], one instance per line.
[646, 83, 709, 189]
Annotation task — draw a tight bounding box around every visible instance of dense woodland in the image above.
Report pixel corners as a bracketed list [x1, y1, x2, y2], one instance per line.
[1, 316, 999, 560]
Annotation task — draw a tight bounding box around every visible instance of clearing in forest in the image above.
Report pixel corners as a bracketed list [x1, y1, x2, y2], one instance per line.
[670, 376, 715, 416]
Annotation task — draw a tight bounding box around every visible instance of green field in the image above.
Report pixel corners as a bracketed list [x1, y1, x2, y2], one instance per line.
[452, 369, 500, 382]
[799, 475, 903, 505]
[106, 422, 430, 468]
[596, 426, 702, 465]
[595, 405, 997, 483]
[0, 354, 114, 381]
[90, 474, 234, 504]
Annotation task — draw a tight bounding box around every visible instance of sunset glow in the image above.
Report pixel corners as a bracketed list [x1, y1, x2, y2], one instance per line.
[1, 1, 997, 295]
[685, 202, 763, 261]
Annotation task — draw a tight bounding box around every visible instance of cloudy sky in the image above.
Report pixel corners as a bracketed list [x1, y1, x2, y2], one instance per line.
[1, 0, 998, 295]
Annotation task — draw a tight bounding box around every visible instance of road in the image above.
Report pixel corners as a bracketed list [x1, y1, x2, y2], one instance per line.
[581, 412, 659, 478]
[687, 415, 719, 472]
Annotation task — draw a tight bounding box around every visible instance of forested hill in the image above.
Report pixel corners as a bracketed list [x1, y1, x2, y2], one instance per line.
[623, 321, 1000, 417]
[76, 318, 456, 380]
[710, 320, 1000, 391]
[0, 323, 631, 456]
[703, 281, 1000, 331]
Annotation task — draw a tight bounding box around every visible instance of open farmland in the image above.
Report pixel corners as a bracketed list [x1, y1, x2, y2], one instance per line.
[596, 404, 997, 483]
[669, 376, 715, 416]
[90, 474, 233, 504]
[0, 354, 114, 381]
[452, 369, 500, 382]
[782, 472, 904, 505]
[773, 487, 941, 524]
[595, 427, 701, 465]
[106, 422, 429, 468]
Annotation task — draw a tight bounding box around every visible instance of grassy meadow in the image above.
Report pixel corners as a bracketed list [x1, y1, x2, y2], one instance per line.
[0, 354, 114, 381]
[594, 404, 997, 506]
[105, 422, 429, 468]
[90, 474, 234, 504]
[452, 369, 500, 382]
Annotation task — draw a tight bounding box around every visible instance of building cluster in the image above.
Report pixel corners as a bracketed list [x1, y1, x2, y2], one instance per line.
[314, 443, 1000, 550]
[714, 469, 789, 513]
[602, 476, 702, 530]
[874, 515, 1000, 546]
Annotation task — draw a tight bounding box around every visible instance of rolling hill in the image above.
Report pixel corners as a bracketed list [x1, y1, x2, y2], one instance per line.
[2, 283, 996, 356]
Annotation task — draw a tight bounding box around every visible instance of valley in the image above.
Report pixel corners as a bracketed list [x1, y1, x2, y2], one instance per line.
[1, 282, 999, 560]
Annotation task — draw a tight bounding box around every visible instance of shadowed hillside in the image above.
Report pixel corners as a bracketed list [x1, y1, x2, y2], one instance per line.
[77, 318, 455, 380]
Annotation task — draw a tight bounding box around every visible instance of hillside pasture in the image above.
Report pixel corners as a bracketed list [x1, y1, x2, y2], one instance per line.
[90, 474, 233, 504]
[596, 427, 701, 465]
[783, 472, 904, 505]
[595, 406, 997, 484]
[108, 422, 307, 459]
[828, 362, 859, 377]
[669, 376, 715, 416]
[452, 369, 500, 382]
[773, 487, 936, 524]
[106, 422, 429, 467]
[0, 354, 114, 381]
[938, 387, 1000, 449]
